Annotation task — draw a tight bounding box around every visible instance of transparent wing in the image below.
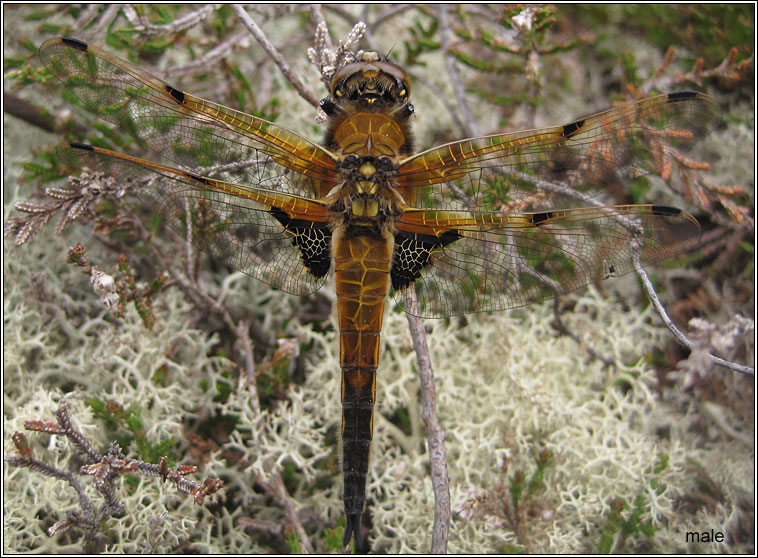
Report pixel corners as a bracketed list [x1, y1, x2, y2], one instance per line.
[39, 37, 339, 198]
[392, 204, 700, 318]
[64, 143, 331, 296]
[396, 92, 719, 212]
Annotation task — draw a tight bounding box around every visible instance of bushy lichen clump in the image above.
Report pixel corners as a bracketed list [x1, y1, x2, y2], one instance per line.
[352, 289, 751, 553]
[2, 229, 228, 552]
[4, 257, 752, 553]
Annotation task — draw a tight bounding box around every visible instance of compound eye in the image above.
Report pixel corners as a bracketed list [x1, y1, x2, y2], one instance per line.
[398, 78, 411, 99]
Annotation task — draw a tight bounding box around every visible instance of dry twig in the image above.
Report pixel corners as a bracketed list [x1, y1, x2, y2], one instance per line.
[122, 4, 221, 37]
[6, 404, 223, 551]
[233, 5, 321, 108]
[632, 248, 754, 376]
[404, 288, 450, 554]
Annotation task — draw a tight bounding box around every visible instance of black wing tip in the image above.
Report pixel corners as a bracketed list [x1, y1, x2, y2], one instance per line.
[667, 91, 705, 103]
[650, 205, 681, 216]
[343, 513, 362, 548]
[69, 141, 94, 151]
[61, 37, 89, 52]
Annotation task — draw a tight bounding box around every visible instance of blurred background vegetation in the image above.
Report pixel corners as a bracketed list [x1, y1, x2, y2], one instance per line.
[3, 4, 753, 554]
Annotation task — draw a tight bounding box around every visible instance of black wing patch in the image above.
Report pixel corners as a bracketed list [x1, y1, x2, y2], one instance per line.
[391, 229, 462, 290]
[269, 207, 332, 278]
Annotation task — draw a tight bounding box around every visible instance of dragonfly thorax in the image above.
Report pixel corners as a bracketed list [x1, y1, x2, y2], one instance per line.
[328, 154, 405, 233]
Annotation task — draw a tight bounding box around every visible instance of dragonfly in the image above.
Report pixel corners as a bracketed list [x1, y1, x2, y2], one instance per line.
[39, 37, 718, 548]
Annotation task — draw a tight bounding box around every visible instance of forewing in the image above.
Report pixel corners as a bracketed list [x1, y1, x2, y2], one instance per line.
[396, 92, 719, 211]
[64, 144, 331, 296]
[393, 205, 700, 318]
[39, 37, 338, 198]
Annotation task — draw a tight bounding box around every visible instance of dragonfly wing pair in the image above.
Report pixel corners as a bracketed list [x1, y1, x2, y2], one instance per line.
[41, 37, 717, 315]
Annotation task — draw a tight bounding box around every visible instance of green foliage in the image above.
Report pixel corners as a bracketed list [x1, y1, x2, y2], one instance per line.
[510, 448, 554, 508]
[151, 364, 170, 386]
[214, 376, 232, 403]
[20, 148, 69, 183]
[18, 38, 39, 52]
[620, 51, 640, 88]
[450, 50, 503, 73]
[500, 5, 559, 44]
[323, 523, 344, 552]
[136, 36, 175, 60]
[212, 5, 235, 37]
[285, 528, 302, 554]
[3, 55, 27, 69]
[508, 469, 527, 505]
[39, 22, 67, 35]
[596, 456, 669, 552]
[528, 449, 553, 496]
[23, 6, 60, 21]
[106, 29, 137, 50]
[86, 398, 175, 464]
[446, 4, 581, 117]
[388, 405, 412, 436]
[403, 15, 440, 66]
[627, 176, 650, 205]
[741, 242, 754, 275]
[620, 4, 754, 65]
[597, 496, 656, 554]
[4, 55, 51, 87]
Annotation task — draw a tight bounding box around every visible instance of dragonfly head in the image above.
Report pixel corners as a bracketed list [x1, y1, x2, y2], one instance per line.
[330, 52, 411, 109]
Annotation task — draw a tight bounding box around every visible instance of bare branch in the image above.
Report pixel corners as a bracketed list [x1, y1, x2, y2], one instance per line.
[3, 90, 85, 136]
[84, 5, 122, 41]
[167, 31, 250, 77]
[233, 5, 321, 108]
[262, 465, 315, 553]
[6, 403, 223, 552]
[123, 4, 221, 37]
[404, 287, 450, 554]
[632, 249, 754, 375]
[4, 168, 128, 245]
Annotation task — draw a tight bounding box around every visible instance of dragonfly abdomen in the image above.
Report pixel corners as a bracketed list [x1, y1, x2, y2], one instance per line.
[333, 229, 394, 547]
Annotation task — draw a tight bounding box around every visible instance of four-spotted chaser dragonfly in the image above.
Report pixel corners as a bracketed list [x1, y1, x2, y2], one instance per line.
[38, 37, 718, 547]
